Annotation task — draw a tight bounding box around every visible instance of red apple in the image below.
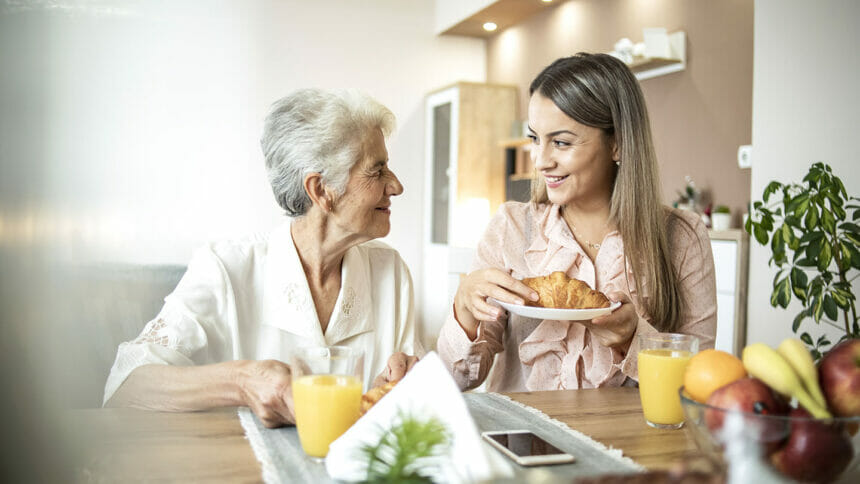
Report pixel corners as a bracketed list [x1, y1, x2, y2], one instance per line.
[819, 338, 860, 417]
[770, 408, 853, 483]
[705, 377, 789, 452]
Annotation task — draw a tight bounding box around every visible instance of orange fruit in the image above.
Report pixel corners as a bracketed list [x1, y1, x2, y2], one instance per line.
[683, 349, 747, 403]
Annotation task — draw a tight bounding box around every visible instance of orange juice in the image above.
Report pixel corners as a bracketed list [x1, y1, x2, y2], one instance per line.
[638, 349, 693, 426]
[292, 374, 362, 458]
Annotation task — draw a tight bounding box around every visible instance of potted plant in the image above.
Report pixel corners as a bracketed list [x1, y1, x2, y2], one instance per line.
[711, 205, 731, 231]
[746, 162, 860, 359]
[673, 175, 700, 212]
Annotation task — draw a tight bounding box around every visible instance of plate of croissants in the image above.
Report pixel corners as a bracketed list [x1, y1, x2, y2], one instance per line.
[492, 271, 621, 321]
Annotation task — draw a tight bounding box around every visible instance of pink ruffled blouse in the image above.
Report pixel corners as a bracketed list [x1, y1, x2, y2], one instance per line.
[437, 202, 717, 392]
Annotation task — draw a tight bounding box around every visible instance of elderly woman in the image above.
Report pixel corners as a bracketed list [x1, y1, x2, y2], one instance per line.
[438, 53, 716, 392]
[105, 89, 420, 428]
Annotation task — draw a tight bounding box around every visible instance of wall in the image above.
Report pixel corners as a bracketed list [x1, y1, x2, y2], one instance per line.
[0, 0, 486, 352]
[485, 0, 753, 221]
[747, 0, 860, 348]
[434, 0, 494, 34]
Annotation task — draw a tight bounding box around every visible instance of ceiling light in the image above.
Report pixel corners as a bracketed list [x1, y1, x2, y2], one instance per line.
[483, 22, 497, 32]
[542, 0, 553, 3]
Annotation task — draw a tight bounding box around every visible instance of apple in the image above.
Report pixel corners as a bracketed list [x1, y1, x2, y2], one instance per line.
[705, 377, 789, 452]
[770, 408, 853, 483]
[819, 338, 860, 417]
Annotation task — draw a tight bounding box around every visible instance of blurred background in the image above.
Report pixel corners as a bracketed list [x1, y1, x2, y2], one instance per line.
[1, 0, 858, 480]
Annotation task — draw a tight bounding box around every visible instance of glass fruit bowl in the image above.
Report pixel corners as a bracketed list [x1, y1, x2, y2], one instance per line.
[679, 387, 860, 483]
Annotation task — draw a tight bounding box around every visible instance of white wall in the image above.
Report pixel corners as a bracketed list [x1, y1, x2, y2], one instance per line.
[0, 0, 486, 350]
[748, 0, 860, 347]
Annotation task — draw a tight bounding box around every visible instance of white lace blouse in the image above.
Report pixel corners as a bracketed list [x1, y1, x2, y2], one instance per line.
[103, 220, 420, 404]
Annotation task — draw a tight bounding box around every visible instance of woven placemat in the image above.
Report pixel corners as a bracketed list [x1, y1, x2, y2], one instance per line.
[239, 392, 644, 483]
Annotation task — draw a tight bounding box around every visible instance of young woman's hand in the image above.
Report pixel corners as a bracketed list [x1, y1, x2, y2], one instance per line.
[583, 292, 638, 350]
[454, 268, 537, 339]
[235, 359, 296, 428]
[372, 352, 419, 388]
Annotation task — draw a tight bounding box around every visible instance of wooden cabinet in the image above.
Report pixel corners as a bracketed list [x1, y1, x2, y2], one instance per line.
[424, 82, 518, 248]
[421, 83, 517, 345]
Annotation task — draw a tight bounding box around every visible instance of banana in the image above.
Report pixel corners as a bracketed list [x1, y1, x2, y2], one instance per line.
[742, 343, 832, 419]
[777, 338, 828, 409]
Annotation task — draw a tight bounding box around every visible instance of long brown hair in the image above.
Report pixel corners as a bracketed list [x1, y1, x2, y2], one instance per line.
[529, 53, 681, 331]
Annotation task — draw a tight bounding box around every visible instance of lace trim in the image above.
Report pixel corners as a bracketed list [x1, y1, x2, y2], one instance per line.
[133, 318, 170, 346]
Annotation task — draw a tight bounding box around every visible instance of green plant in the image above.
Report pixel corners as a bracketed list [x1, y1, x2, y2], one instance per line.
[360, 412, 451, 483]
[714, 205, 730, 214]
[746, 162, 860, 359]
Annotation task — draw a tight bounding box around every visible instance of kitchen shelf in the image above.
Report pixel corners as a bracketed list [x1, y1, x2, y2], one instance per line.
[625, 31, 686, 81]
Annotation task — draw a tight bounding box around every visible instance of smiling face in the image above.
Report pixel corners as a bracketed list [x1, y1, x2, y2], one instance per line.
[527, 92, 618, 208]
[330, 128, 403, 241]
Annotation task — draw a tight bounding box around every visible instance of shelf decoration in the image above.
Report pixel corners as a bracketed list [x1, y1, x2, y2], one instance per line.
[609, 29, 686, 81]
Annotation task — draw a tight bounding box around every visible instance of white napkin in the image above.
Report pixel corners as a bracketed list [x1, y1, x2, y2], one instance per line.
[325, 352, 513, 483]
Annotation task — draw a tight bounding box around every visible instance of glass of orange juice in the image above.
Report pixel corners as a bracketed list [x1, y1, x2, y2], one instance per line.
[637, 333, 699, 429]
[290, 346, 364, 460]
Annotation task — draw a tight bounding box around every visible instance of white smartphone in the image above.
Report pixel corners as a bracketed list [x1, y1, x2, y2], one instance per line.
[481, 430, 575, 466]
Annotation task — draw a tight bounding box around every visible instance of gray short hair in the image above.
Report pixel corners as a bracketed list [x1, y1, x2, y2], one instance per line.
[261, 88, 396, 216]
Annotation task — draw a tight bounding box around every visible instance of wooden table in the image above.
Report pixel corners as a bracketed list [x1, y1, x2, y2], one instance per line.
[65, 388, 698, 482]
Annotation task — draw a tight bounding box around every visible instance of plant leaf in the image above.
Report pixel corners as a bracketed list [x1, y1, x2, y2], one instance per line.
[804, 205, 819, 230]
[839, 222, 860, 234]
[821, 209, 836, 233]
[790, 267, 808, 301]
[844, 231, 860, 247]
[825, 188, 844, 208]
[848, 243, 860, 270]
[800, 332, 813, 345]
[799, 231, 824, 243]
[771, 276, 792, 308]
[792, 311, 806, 332]
[831, 289, 849, 309]
[817, 241, 832, 271]
[754, 225, 769, 245]
[762, 181, 782, 202]
[823, 294, 838, 321]
[838, 241, 853, 272]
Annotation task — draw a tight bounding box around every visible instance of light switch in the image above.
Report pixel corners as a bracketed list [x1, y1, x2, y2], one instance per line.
[737, 145, 752, 169]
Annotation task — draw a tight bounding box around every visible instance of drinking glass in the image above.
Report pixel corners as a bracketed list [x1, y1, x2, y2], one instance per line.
[290, 346, 364, 460]
[637, 333, 699, 429]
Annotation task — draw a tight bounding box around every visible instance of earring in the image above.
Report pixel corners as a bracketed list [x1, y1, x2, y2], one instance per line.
[615, 160, 621, 166]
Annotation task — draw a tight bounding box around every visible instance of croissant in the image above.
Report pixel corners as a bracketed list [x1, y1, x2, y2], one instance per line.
[521, 271, 610, 309]
[360, 379, 399, 416]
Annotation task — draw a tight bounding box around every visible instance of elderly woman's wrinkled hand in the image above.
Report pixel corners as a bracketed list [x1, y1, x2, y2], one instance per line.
[584, 291, 638, 350]
[371, 352, 418, 388]
[235, 359, 295, 428]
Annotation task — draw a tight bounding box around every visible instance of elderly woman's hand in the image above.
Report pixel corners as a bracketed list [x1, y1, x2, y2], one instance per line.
[583, 292, 638, 350]
[372, 352, 418, 388]
[454, 268, 537, 339]
[234, 359, 295, 428]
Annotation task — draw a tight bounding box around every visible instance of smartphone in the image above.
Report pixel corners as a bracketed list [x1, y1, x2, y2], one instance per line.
[481, 430, 575, 466]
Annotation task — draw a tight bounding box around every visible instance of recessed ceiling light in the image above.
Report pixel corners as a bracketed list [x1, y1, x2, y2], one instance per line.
[542, 0, 553, 3]
[483, 22, 498, 32]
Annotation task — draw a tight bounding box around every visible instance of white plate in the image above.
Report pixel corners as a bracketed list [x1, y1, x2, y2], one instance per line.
[491, 299, 621, 321]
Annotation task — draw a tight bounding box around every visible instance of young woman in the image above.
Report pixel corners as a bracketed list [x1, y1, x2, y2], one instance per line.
[438, 54, 716, 392]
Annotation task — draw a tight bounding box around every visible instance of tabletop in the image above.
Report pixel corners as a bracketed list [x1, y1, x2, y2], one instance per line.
[64, 387, 698, 482]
